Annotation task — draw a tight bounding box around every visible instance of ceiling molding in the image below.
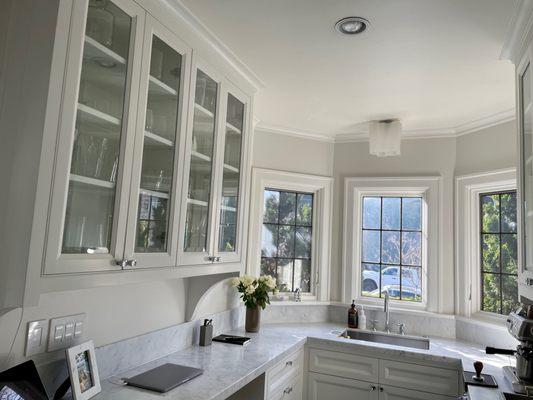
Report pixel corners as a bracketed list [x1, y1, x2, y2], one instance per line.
[256, 109, 516, 144]
[254, 123, 335, 143]
[500, 0, 533, 63]
[454, 108, 515, 136]
[165, 0, 266, 91]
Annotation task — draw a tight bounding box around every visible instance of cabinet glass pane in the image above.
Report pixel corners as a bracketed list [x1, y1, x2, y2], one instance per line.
[184, 70, 217, 252]
[218, 94, 244, 252]
[62, 0, 131, 254]
[135, 36, 182, 253]
[522, 63, 533, 270]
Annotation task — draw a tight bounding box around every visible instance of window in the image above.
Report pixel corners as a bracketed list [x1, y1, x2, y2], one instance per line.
[361, 196, 423, 302]
[260, 189, 313, 292]
[480, 191, 519, 315]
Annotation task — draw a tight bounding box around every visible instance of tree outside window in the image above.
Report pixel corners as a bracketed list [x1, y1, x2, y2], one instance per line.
[480, 191, 519, 315]
[260, 189, 313, 292]
[361, 196, 423, 302]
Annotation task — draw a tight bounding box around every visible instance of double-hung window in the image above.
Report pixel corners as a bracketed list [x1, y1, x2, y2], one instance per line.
[361, 196, 423, 302]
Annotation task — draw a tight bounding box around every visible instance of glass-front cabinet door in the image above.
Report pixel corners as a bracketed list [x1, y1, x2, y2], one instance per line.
[123, 17, 191, 268]
[519, 46, 533, 294]
[213, 86, 248, 263]
[178, 66, 220, 265]
[45, 0, 145, 273]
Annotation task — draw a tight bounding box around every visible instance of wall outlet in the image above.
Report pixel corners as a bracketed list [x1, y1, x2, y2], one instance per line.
[47, 313, 86, 352]
[25, 320, 48, 356]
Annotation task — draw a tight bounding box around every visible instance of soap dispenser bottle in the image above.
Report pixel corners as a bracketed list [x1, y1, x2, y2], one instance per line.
[348, 300, 358, 328]
[358, 305, 367, 330]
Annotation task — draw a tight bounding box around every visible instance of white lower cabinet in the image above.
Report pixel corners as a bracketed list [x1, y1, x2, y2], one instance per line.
[378, 385, 453, 400]
[265, 348, 304, 400]
[308, 372, 378, 400]
[306, 348, 460, 400]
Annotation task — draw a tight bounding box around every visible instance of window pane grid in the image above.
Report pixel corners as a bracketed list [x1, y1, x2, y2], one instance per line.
[261, 189, 313, 292]
[361, 196, 422, 302]
[480, 191, 518, 315]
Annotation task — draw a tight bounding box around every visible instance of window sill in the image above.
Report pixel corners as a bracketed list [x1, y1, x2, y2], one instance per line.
[270, 299, 329, 306]
[456, 312, 508, 328]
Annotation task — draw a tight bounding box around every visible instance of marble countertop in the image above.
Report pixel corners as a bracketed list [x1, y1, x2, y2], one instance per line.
[97, 323, 515, 400]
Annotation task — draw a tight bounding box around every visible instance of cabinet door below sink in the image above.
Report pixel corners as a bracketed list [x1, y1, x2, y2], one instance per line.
[379, 385, 454, 400]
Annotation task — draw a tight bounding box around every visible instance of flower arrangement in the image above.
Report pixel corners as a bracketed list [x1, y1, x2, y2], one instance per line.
[231, 275, 278, 309]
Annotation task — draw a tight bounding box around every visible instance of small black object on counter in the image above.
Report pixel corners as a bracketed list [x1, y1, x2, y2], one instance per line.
[199, 319, 213, 346]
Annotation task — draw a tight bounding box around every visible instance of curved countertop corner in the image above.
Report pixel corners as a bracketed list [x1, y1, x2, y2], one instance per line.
[96, 323, 514, 400]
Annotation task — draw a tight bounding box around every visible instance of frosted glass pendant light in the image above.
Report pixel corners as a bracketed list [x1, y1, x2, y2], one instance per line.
[369, 119, 402, 157]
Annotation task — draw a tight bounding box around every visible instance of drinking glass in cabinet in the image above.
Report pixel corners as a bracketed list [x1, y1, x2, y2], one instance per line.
[135, 35, 183, 253]
[184, 70, 218, 253]
[61, 0, 132, 254]
[218, 94, 244, 252]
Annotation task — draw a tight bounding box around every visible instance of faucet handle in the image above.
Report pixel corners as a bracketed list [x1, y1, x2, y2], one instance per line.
[397, 323, 406, 335]
[370, 319, 378, 331]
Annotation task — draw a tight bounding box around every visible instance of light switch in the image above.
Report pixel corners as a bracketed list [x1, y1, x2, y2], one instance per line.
[48, 313, 86, 352]
[25, 320, 48, 356]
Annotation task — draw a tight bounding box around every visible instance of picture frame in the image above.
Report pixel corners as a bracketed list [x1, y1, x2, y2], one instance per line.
[66, 340, 101, 400]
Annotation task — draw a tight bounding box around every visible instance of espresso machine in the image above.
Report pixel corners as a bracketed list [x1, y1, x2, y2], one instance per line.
[486, 309, 533, 394]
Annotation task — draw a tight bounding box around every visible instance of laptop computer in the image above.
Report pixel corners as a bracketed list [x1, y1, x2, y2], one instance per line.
[124, 363, 203, 393]
[0, 360, 49, 400]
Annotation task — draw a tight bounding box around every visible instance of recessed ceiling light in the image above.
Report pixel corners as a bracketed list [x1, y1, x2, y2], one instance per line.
[335, 17, 369, 35]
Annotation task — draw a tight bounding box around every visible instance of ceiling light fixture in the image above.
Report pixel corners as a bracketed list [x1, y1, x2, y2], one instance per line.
[335, 17, 369, 35]
[369, 119, 402, 157]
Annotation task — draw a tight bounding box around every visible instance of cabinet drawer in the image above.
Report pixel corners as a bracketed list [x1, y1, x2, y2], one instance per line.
[269, 374, 302, 400]
[379, 359, 459, 396]
[307, 372, 378, 400]
[308, 348, 379, 382]
[379, 384, 454, 400]
[266, 348, 303, 396]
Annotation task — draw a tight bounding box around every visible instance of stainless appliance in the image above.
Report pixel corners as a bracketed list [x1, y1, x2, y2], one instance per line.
[487, 310, 533, 394]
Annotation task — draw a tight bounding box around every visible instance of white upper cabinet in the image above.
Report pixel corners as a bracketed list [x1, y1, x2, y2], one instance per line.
[45, 0, 145, 274]
[42, 0, 252, 276]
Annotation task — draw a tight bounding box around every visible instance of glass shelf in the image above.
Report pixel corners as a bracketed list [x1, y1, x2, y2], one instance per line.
[148, 75, 178, 97]
[144, 130, 173, 147]
[70, 173, 116, 188]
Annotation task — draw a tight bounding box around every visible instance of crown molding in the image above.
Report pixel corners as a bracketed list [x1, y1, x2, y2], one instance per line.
[254, 123, 335, 143]
[165, 0, 266, 91]
[255, 109, 516, 144]
[454, 108, 515, 136]
[500, 0, 533, 63]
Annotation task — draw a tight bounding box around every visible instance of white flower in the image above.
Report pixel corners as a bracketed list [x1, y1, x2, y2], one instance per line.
[230, 277, 240, 287]
[245, 285, 256, 295]
[241, 275, 254, 288]
[260, 275, 276, 290]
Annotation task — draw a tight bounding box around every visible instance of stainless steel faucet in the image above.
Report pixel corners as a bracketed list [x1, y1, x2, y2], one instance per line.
[384, 292, 391, 333]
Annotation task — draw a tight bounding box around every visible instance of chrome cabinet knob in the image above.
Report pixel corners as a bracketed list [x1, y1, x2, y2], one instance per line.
[370, 385, 377, 391]
[115, 259, 127, 268]
[283, 387, 293, 394]
[126, 259, 137, 267]
[286, 360, 293, 366]
[397, 323, 406, 335]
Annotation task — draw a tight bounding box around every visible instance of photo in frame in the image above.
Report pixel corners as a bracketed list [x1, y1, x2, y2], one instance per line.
[66, 340, 101, 400]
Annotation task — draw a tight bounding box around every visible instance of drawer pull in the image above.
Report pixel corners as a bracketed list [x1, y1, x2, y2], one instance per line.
[379, 387, 384, 392]
[283, 387, 293, 394]
[370, 385, 376, 391]
[286, 360, 293, 367]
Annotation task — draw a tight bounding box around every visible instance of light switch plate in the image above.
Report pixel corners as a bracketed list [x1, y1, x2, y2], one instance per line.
[25, 320, 48, 356]
[48, 313, 86, 352]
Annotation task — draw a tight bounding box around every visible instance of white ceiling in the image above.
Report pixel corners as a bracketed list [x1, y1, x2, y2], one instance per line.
[181, 0, 516, 139]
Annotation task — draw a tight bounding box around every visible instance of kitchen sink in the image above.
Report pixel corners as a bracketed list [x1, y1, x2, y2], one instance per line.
[339, 329, 430, 350]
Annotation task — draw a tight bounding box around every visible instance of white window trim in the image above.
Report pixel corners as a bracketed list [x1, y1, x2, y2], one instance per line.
[455, 168, 517, 322]
[343, 177, 442, 312]
[247, 168, 333, 301]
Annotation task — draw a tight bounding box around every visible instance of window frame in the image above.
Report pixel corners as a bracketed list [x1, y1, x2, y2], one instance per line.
[479, 190, 518, 315]
[343, 177, 441, 311]
[455, 168, 516, 322]
[248, 168, 333, 301]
